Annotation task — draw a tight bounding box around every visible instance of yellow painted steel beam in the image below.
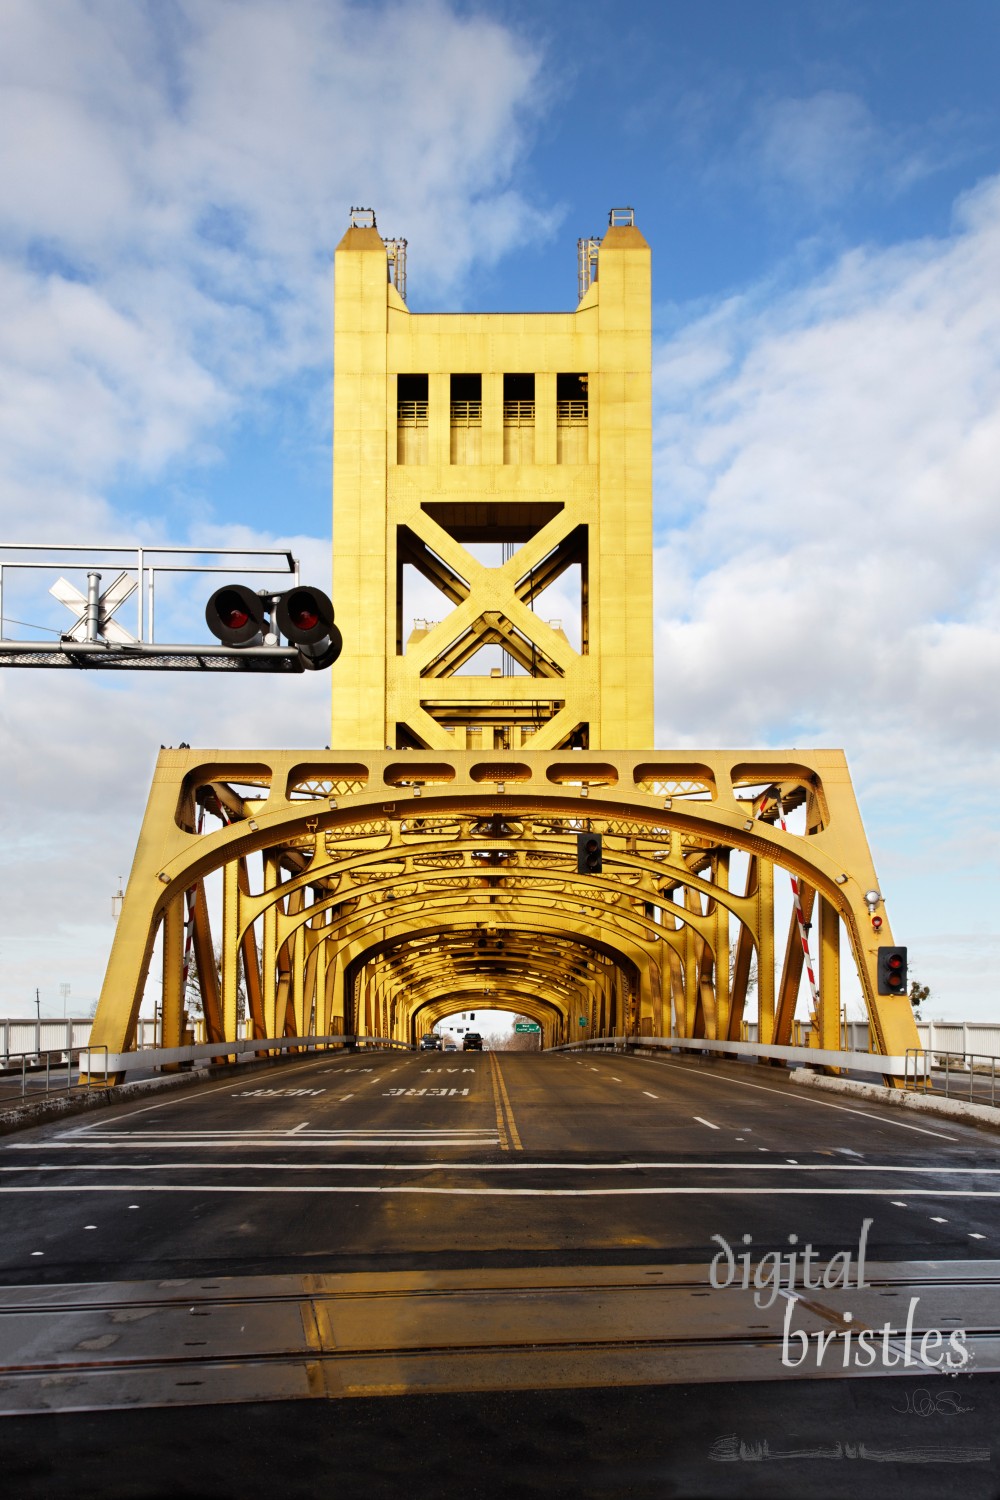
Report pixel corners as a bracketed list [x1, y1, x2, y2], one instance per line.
[90, 747, 917, 1078]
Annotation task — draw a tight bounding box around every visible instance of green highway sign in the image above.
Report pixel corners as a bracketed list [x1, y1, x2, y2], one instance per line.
[514, 1022, 540, 1033]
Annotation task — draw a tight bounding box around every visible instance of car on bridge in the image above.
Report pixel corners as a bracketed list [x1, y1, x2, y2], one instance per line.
[419, 1034, 442, 1051]
[462, 1032, 483, 1051]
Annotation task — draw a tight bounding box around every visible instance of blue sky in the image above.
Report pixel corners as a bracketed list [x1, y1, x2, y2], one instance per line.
[1, 0, 999, 1021]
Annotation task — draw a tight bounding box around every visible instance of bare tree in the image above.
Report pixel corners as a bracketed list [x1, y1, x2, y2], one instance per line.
[728, 943, 758, 997]
[185, 944, 246, 1023]
[486, 1015, 541, 1051]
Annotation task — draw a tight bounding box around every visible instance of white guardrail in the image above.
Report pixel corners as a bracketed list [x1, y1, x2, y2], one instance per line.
[553, 1035, 911, 1075]
[78, 1034, 408, 1079]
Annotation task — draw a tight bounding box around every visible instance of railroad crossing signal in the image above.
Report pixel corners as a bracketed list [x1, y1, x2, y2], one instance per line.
[206, 585, 343, 670]
[577, 832, 602, 875]
[877, 946, 907, 996]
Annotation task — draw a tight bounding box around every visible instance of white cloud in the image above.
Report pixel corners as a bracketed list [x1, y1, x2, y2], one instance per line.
[0, 0, 556, 542]
[654, 173, 1000, 762]
[750, 91, 879, 204]
[741, 89, 948, 208]
[652, 174, 1000, 1016]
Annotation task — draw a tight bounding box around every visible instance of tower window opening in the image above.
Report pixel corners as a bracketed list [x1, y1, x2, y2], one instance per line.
[450, 374, 482, 465]
[503, 374, 535, 465]
[397, 374, 428, 464]
[557, 374, 588, 464]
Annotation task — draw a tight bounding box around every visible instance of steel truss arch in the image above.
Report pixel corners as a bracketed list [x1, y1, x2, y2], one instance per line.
[89, 749, 917, 1082]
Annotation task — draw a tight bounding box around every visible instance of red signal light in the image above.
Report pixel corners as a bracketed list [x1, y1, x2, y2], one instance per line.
[871, 914, 883, 931]
[877, 945, 908, 996]
[289, 602, 319, 631]
[205, 585, 266, 646]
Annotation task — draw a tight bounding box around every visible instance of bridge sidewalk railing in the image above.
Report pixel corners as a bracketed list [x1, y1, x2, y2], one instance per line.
[552, 1034, 911, 1078]
[0, 1045, 110, 1102]
[77, 1034, 410, 1083]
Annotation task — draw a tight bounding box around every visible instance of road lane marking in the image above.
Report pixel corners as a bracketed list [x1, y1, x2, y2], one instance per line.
[64, 1055, 362, 1131]
[970, 1233, 986, 1240]
[930, 1216, 948, 1223]
[642, 1091, 658, 1099]
[624, 1058, 960, 1140]
[490, 1053, 522, 1151]
[5, 1185, 1000, 1198]
[12, 1157, 1000, 1174]
[611, 1077, 622, 1082]
[488, 1053, 509, 1152]
[288, 1124, 309, 1135]
[694, 1117, 719, 1130]
[3, 1158, 995, 1170]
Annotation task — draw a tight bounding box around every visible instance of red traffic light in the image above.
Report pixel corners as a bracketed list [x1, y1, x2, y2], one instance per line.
[876, 945, 907, 995]
[577, 832, 603, 874]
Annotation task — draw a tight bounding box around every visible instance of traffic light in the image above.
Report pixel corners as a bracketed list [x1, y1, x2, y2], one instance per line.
[877, 946, 907, 996]
[206, 585, 342, 670]
[577, 832, 602, 874]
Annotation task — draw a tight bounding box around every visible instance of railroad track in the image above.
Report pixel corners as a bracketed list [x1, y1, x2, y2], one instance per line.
[1, 1261, 998, 1414]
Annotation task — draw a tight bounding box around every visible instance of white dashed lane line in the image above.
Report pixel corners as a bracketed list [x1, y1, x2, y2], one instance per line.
[642, 1092, 659, 1099]
[626, 1056, 959, 1141]
[694, 1117, 719, 1130]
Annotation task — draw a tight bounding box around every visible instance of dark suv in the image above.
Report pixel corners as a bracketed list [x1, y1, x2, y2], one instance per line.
[462, 1032, 483, 1051]
[419, 1034, 442, 1051]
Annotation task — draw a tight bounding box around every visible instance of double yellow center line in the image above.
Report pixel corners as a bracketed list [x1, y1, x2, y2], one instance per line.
[489, 1051, 522, 1151]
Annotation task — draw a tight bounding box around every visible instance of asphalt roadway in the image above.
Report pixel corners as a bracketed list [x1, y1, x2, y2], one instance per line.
[1, 1047, 1000, 1500]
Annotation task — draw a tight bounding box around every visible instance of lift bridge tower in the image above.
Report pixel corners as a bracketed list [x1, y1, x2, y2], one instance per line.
[89, 208, 918, 1080]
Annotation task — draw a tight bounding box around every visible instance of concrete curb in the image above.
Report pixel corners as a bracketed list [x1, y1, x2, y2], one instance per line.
[790, 1067, 1000, 1130]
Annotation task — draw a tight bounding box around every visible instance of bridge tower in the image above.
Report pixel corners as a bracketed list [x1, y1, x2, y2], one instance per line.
[88, 208, 919, 1082]
[331, 205, 652, 755]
